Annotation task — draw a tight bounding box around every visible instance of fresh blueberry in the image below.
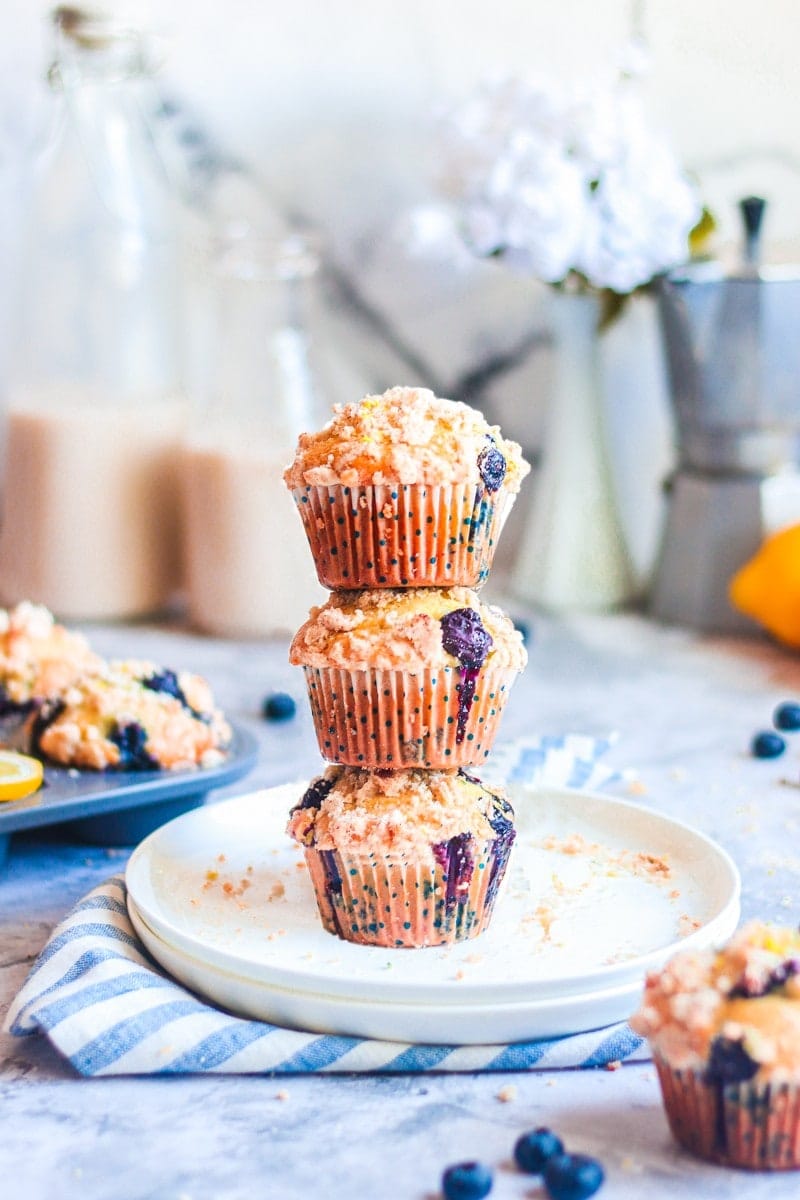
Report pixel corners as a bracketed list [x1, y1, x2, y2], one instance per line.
[440, 609, 493, 669]
[441, 1161, 493, 1200]
[704, 1035, 760, 1085]
[262, 692, 297, 722]
[774, 702, 800, 732]
[751, 730, 786, 758]
[477, 442, 506, 492]
[514, 1127, 564, 1174]
[543, 1153, 604, 1200]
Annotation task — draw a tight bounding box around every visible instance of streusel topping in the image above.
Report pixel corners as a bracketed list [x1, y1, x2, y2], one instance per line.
[289, 587, 527, 672]
[287, 765, 512, 857]
[632, 922, 800, 1082]
[283, 386, 529, 491]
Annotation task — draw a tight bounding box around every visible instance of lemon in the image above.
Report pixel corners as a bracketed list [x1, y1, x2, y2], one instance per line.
[729, 523, 800, 648]
[0, 750, 44, 801]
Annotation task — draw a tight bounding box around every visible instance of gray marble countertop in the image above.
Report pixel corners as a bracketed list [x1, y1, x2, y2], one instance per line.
[4, 609, 800, 1200]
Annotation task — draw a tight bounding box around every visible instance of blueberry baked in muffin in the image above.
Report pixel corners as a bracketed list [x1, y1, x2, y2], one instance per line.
[287, 765, 515, 947]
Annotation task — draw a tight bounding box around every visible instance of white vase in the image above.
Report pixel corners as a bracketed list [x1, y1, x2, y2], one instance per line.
[511, 289, 636, 612]
[599, 292, 675, 594]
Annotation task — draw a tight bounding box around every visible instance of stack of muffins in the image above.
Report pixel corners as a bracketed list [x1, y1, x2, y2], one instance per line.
[283, 386, 529, 948]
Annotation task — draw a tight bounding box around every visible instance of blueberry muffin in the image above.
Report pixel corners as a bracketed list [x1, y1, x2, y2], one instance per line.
[27, 659, 231, 771]
[632, 921, 800, 1169]
[289, 586, 526, 768]
[0, 601, 103, 717]
[287, 765, 515, 947]
[284, 386, 529, 590]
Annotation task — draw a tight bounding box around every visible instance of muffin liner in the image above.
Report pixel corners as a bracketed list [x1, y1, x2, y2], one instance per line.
[302, 664, 519, 769]
[655, 1055, 800, 1170]
[292, 482, 515, 590]
[302, 823, 515, 948]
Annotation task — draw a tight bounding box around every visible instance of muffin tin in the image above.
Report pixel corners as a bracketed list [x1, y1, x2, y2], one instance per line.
[0, 721, 259, 869]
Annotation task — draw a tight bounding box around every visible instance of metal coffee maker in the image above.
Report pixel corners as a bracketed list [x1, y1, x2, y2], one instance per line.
[650, 198, 800, 633]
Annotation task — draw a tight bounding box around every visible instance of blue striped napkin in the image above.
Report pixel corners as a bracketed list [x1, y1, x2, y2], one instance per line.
[6, 735, 647, 1076]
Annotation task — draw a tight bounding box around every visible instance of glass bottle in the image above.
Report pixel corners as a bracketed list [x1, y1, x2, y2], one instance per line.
[182, 225, 329, 637]
[0, 7, 186, 619]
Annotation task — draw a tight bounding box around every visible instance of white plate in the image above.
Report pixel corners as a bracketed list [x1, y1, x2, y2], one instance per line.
[126, 782, 740, 1043]
[128, 894, 654, 1043]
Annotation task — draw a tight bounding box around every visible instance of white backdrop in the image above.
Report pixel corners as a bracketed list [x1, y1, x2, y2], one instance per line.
[0, 0, 797, 591]
[2, 0, 799, 251]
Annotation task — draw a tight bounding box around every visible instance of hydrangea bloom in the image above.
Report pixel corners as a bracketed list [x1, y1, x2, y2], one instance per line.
[438, 70, 699, 294]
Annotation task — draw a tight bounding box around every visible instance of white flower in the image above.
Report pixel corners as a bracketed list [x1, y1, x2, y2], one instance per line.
[437, 64, 700, 295]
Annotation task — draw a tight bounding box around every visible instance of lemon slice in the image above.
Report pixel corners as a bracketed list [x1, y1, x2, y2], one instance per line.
[0, 750, 44, 801]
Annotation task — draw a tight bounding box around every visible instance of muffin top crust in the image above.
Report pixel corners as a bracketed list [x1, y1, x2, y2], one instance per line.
[0, 601, 103, 708]
[289, 586, 527, 672]
[631, 921, 800, 1084]
[29, 659, 231, 771]
[283, 386, 530, 492]
[287, 765, 513, 858]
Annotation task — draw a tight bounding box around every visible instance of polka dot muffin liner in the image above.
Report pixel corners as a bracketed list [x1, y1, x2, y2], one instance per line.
[302, 664, 520, 769]
[654, 1055, 800, 1170]
[302, 820, 516, 948]
[292, 482, 515, 590]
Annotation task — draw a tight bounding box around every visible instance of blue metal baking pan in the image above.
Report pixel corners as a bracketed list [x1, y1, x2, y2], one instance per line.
[0, 721, 259, 867]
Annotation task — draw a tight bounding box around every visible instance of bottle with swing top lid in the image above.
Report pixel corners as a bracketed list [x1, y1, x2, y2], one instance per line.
[0, 6, 186, 619]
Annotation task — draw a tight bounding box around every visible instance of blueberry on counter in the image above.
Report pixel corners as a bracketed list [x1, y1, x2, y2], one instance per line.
[751, 730, 786, 759]
[261, 692, 297, 722]
[514, 1127, 564, 1174]
[774, 701, 800, 732]
[543, 1153, 604, 1200]
[441, 1160, 493, 1200]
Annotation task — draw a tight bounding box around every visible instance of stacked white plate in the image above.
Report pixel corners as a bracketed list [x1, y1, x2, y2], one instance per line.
[126, 783, 740, 1045]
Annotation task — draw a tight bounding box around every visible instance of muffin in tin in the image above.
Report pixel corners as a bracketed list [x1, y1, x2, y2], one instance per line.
[632, 921, 800, 1170]
[287, 765, 516, 948]
[284, 386, 529, 590]
[290, 586, 526, 768]
[0, 601, 103, 717]
[27, 659, 231, 771]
